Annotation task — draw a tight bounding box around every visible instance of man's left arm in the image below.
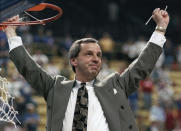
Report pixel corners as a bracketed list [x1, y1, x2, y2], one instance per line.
[115, 8, 169, 96]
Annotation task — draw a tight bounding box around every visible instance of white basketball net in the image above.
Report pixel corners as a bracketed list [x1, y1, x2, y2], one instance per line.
[0, 76, 20, 128]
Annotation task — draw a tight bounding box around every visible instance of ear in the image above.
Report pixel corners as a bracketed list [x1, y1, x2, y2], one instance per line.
[70, 58, 77, 67]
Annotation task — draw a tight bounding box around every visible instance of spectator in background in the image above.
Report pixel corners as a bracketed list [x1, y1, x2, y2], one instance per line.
[176, 44, 181, 69]
[8, 73, 33, 103]
[173, 120, 181, 131]
[0, 31, 9, 76]
[99, 32, 114, 59]
[33, 26, 45, 43]
[18, 26, 33, 46]
[97, 57, 114, 80]
[44, 30, 54, 46]
[140, 77, 154, 110]
[45, 59, 60, 76]
[149, 101, 166, 131]
[136, 113, 147, 131]
[0, 122, 23, 131]
[122, 37, 142, 62]
[63, 34, 73, 51]
[23, 103, 39, 131]
[34, 27, 54, 46]
[163, 39, 175, 68]
[58, 34, 73, 57]
[60, 60, 71, 79]
[133, 35, 147, 56]
[123, 35, 146, 62]
[128, 91, 138, 113]
[121, 38, 135, 62]
[21, 29, 33, 46]
[32, 49, 49, 66]
[156, 80, 174, 108]
[175, 95, 181, 125]
[165, 106, 175, 131]
[151, 65, 172, 87]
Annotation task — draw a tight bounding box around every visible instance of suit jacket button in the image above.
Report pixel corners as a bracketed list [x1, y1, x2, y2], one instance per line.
[48, 105, 51, 109]
[129, 125, 133, 129]
[121, 105, 124, 109]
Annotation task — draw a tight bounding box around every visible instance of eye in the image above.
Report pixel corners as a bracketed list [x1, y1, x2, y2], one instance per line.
[97, 52, 102, 58]
[86, 51, 93, 56]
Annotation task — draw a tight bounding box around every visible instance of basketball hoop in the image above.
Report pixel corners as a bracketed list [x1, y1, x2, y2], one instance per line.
[0, 3, 63, 30]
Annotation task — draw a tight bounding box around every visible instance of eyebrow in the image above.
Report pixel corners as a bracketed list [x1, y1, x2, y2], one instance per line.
[85, 50, 102, 53]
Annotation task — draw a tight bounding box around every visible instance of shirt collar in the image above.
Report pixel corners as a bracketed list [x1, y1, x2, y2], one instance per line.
[75, 79, 94, 87]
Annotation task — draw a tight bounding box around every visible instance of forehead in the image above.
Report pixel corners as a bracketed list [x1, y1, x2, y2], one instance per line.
[80, 42, 101, 52]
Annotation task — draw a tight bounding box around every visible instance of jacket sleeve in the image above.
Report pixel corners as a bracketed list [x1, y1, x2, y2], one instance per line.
[115, 42, 163, 97]
[9, 46, 55, 99]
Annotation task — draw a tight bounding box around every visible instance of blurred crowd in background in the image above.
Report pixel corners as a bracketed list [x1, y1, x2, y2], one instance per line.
[1, 0, 181, 131]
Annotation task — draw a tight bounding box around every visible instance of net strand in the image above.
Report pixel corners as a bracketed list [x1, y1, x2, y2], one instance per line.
[0, 76, 21, 128]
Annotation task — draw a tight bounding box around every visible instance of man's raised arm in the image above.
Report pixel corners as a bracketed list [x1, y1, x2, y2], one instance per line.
[116, 8, 170, 96]
[4, 15, 55, 99]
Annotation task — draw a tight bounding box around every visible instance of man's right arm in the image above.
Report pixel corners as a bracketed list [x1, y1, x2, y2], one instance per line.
[5, 17, 55, 99]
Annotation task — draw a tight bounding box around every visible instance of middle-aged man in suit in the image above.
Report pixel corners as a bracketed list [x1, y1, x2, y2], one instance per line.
[4, 8, 169, 131]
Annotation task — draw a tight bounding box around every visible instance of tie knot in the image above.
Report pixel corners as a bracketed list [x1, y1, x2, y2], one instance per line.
[80, 83, 86, 90]
[81, 82, 86, 86]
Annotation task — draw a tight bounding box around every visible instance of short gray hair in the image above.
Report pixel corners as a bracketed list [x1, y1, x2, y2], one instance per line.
[68, 38, 98, 72]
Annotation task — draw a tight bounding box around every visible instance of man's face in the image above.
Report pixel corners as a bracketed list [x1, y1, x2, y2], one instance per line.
[71, 42, 102, 80]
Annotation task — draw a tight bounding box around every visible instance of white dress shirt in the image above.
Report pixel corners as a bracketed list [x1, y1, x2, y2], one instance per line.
[62, 80, 110, 131]
[7, 31, 166, 131]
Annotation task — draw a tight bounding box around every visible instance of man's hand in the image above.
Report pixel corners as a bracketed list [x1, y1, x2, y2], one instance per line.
[152, 8, 169, 35]
[4, 15, 19, 38]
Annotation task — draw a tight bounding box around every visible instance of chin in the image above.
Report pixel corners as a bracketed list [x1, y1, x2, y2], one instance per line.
[90, 70, 99, 76]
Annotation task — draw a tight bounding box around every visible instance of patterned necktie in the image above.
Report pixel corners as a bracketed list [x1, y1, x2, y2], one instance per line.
[72, 82, 88, 131]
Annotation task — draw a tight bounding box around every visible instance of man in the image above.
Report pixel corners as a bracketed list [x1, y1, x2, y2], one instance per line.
[4, 8, 169, 131]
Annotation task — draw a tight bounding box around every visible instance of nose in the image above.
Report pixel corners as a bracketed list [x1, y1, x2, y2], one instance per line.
[92, 54, 100, 63]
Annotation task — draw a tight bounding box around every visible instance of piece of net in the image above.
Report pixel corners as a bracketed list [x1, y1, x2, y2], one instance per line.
[0, 76, 20, 128]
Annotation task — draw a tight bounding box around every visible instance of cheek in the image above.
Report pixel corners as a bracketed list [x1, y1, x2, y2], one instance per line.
[79, 59, 89, 67]
[99, 61, 102, 67]
[96, 61, 102, 71]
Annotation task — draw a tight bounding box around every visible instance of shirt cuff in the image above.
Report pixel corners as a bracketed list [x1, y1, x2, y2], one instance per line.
[8, 36, 23, 52]
[148, 31, 166, 48]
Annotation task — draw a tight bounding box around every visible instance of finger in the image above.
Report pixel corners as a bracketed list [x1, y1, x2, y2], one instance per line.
[153, 8, 160, 15]
[160, 10, 165, 14]
[7, 17, 15, 22]
[12, 15, 19, 22]
[152, 8, 157, 15]
[161, 11, 168, 17]
[158, 10, 168, 18]
[152, 8, 161, 20]
[15, 15, 20, 20]
[7, 15, 19, 22]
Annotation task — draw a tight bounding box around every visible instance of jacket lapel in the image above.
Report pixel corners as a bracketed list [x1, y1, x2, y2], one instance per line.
[51, 79, 75, 131]
[94, 79, 122, 131]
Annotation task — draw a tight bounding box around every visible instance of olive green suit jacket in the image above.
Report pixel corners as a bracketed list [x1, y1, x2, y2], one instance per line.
[10, 42, 162, 131]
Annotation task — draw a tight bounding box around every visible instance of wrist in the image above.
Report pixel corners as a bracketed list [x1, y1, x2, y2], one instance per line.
[155, 26, 166, 35]
[5, 28, 17, 38]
